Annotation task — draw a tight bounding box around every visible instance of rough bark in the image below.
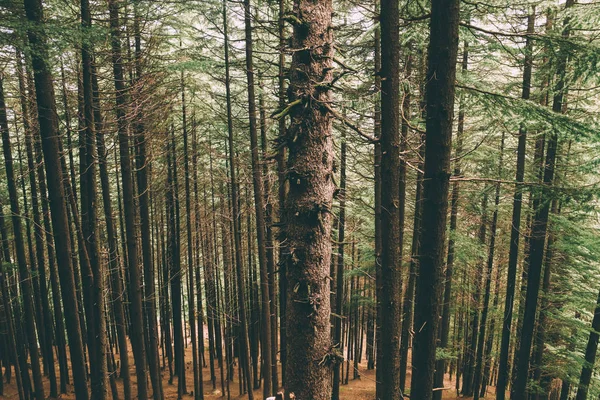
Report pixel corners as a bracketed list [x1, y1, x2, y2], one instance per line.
[282, 0, 336, 398]
[377, 0, 403, 396]
[410, 1, 460, 399]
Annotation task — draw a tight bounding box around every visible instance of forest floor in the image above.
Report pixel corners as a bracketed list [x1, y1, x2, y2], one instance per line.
[0, 334, 497, 399]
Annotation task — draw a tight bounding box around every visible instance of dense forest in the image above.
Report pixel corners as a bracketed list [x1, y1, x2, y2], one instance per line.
[0, 0, 599, 399]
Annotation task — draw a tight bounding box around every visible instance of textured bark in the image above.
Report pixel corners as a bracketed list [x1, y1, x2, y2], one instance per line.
[377, 0, 402, 397]
[496, 11, 535, 400]
[410, 1, 460, 399]
[283, 0, 335, 398]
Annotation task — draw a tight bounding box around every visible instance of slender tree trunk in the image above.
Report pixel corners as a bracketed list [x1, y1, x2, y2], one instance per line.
[0, 76, 45, 400]
[16, 50, 58, 398]
[242, 1, 273, 395]
[168, 128, 187, 397]
[132, 5, 164, 396]
[496, 11, 536, 400]
[79, 0, 108, 393]
[332, 127, 347, 400]
[377, 0, 402, 396]
[181, 75, 202, 400]
[373, 0, 383, 386]
[222, 0, 254, 396]
[410, 1, 460, 399]
[0, 239, 24, 400]
[108, 0, 150, 395]
[276, 0, 288, 385]
[96, 88, 132, 400]
[511, 3, 573, 398]
[473, 134, 505, 400]
[434, 40, 468, 400]
[575, 288, 600, 400]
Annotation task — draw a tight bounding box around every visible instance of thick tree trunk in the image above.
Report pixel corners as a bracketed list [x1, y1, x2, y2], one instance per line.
[283, 1, 335, 398]
[410, 1, 460, 399]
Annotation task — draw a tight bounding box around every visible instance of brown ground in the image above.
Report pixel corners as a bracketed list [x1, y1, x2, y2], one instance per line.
[0, 336, 495, 399]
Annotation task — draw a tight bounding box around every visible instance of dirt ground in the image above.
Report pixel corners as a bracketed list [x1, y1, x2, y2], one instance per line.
[0, 335, 496, 399]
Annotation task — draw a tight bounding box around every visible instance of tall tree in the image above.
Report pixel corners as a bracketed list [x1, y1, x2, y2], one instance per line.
[377, 0, 402, 397]
[0, 73, 45, 400]
[108, 0, 150, 396]
[511, 3, 574, 398]
[242, 0, 274, 395]
[222, 0, 254, 396]
[496, 10, 536, 400]
[410, 1, 460, 399]
[282, 0, 335, 397]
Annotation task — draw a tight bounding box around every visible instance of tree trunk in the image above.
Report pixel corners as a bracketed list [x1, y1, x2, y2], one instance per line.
[410, 1, 460, 399]
[332, 127, 347, 400]
[79, 0, 108, 394]
[0, 75, 45, 400]
[283, 0, 335, 398]
[16, 50, 58, 398]
[575, 288, 600, 400]
[496, 11, 535, 400]
[132, 5, 164, 396]
[511, 3, 573, 398]
[377, 0, 403, 397]
[473, 134, 505, 400]
[434, 39, 468, 400]
[243, 1, 273, 395]
[109, 0, 150, 395]
[222, 0, 254, 397]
